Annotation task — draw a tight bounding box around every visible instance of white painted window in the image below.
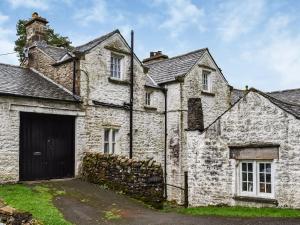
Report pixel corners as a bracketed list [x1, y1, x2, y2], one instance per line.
[145, 92, 151, 106]
[238, 161, 274, 198]
[202, 70, 211, 91]
[110, 55, 122, 79]
[104, 128, 119, 154]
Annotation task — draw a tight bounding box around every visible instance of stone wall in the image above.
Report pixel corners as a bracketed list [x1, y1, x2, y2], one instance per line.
[186, 91, 300, 208]
[79, 33, 165, 164]
[27, 47, 75, 93]
[0, 96, 85, 183]
[165, 52, 230, 203]
[81, 152, 164, 208]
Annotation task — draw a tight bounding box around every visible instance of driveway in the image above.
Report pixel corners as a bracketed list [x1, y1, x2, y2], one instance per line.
[46, 179, 300, 225]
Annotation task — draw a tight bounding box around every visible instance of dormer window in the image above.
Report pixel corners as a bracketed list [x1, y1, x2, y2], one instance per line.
[202, 70, 211, 92]
[110, 54, 123, 79]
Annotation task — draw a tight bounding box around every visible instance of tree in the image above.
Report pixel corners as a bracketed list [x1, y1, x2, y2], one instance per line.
[14, 19, 73, 62]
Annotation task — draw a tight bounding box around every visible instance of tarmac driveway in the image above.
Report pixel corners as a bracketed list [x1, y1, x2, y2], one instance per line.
[48, 179, 300, 225]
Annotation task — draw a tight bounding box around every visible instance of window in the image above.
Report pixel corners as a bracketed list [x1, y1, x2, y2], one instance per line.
[202, 70, 211, 91]
[238, 161, 274, 198]
[110, 55, 122, 79]
[103, 128, 119, 154]
[145, 92, 151, 106]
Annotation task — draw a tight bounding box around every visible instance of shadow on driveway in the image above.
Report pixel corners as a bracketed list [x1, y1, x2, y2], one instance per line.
[43, 179, 300, 225]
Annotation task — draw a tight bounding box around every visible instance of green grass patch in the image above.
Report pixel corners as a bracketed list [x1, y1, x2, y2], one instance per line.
[178, 206, 300, 218]
[0, 184, 71, 225]
[104, 208, 122, 220]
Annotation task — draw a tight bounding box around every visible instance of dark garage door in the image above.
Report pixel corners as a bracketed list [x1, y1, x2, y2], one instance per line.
[20, 112, 75, 181]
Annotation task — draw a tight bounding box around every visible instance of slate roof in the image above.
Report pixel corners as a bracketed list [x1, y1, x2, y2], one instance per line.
[231, 88, 245, 105]
[253, 89, 300, 119]
[38, 45, 69, 61]
[146, 48, 207, 84]
[145, 74, 160, 88]
[75, 29, 120, 53]
[0, 63, 78, 102]
[268, 88, 300, 105]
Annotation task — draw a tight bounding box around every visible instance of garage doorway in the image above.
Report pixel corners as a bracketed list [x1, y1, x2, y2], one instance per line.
[20, 112, 75, 181]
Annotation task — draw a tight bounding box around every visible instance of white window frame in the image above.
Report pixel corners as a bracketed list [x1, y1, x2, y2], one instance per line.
[237, 160, 275, 199]
[145, 92, 151, 106]
[202, 70, 211, 92]
[103, 128, 119, 154]
[110, 54, 123, 79]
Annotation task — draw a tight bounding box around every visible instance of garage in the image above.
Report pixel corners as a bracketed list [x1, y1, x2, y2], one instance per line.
[20, 112, 75, 181]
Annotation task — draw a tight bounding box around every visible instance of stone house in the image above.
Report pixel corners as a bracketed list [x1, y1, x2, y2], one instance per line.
[187, 89, 300, 208]
[1, 13, 300, 208]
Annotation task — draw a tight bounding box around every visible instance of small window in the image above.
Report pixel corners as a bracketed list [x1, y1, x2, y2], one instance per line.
[202, 70, 211, 91]
[145, 92, 151, 106]
[103, 128, 119, 154]
[238, 160, 274, 198]
[110, 55, 122, 79]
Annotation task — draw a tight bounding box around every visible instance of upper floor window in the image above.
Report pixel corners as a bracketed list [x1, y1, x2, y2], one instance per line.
[104, 128, 119, 154]
[202, 70, 211, 91]
[238, 160, 274, 198]
[145, 92, 151, 106]
[110, 54, 122, 79]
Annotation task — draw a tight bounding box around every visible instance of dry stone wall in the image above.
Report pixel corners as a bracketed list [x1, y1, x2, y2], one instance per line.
[81, 152, 164, 208]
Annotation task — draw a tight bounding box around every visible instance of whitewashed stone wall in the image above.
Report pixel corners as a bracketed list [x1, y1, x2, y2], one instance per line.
[166, 52, 230, 203]
[79, 33, 165, 164]
[187, 91, 300, 208]
[0, 96, 85, 183]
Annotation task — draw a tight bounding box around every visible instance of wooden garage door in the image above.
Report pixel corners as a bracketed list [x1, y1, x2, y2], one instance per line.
[20, 112, 75, 181]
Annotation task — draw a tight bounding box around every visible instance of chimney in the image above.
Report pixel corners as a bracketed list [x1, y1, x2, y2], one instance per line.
[143, 51, 168, 64]
[25, 12, 48, 47]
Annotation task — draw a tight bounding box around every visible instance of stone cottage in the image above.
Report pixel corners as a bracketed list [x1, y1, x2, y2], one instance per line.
[1, 13, 300, 208]
[187, 88, 300, 208]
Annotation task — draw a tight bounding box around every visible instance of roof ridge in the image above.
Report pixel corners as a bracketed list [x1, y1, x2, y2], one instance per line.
[251, 88, 300, 107]
[75, 29, 120, 49]
[146, 48, 208, 66]
[268, 87, 300, 93]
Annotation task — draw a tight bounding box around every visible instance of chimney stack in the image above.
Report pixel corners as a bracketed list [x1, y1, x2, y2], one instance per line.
[25, 12, 48, 47]
[143, 51, 168, 64]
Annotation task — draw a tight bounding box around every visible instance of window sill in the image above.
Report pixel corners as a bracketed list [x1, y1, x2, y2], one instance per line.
[201, 91, 215, 97]
[233, 196, 278, 205]
[108, 77, 130, 85]
[144, 105, 157, 111]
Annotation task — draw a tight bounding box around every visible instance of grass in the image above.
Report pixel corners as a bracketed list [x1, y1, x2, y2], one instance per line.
[0, 184, 71, 225]
[177, 206, 300, 218]
[104, 208, 122, 220]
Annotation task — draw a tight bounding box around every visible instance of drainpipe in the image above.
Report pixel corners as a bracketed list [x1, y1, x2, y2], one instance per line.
[129, 30, 134, 159]
[163, 87, 168, 199]
[72, 59, 76, 95]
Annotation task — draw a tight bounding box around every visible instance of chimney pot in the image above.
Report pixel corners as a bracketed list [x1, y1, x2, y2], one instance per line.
[150, 52, 154, 57]
[32, 12, 39, 18]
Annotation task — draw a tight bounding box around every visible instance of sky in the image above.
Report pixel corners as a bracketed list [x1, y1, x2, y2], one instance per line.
[0, 0, 300, 91]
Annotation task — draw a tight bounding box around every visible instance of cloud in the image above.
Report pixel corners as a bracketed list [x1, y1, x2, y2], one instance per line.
[216, 0, 265, 42]
[73, 0, 109, 25]
[156, 0, 204, 37]
[6, 0, 50, 10]
[0, 12, 18, 65]
[239, 14, 300, 90]
[6, 0, 73, 10]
